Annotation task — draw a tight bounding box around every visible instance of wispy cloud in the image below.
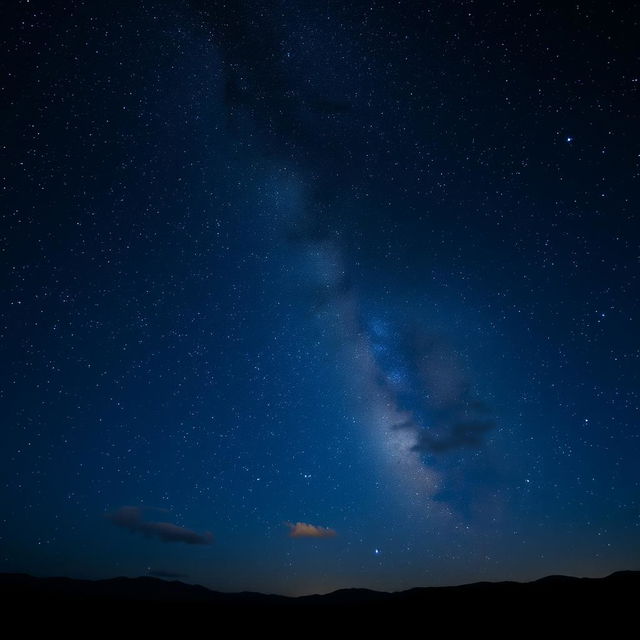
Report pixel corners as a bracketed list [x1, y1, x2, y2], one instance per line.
[408, 331, 496, 453]
[147, 569, 189, 579]
[107, 506, 213, 545]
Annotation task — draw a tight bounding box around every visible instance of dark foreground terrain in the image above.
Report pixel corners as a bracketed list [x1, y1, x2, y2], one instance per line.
[2, 570, 637, 630]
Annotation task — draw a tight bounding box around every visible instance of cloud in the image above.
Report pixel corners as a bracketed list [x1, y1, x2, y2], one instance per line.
[286, 521, 337, 538]
[107, 506, 213, 545]
[147, 569, 188, 579]
[402, 330, 497, 454]
[412, 419, 496, 453]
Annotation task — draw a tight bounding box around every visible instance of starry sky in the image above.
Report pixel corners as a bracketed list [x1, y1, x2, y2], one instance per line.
[2, 0, 639, 596]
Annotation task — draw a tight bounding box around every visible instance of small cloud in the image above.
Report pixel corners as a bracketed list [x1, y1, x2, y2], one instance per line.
[413, 419, 495, 453]
[107, 506, 213, 545]
[286, 521, 337, 538]
[147, 569, 188, 579]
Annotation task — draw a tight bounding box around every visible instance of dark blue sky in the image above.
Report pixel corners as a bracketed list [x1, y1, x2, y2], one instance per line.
[2, 0, 638, 595]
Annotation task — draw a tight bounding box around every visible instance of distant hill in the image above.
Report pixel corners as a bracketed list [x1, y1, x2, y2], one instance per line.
[2, 570, 637, 628]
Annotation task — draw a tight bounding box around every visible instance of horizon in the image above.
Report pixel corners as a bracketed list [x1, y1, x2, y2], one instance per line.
[4, 567, 640, 599]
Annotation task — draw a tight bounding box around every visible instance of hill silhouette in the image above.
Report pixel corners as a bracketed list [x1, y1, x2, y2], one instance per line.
[2, 570, 638, 603]
[1, 570, 637, 631]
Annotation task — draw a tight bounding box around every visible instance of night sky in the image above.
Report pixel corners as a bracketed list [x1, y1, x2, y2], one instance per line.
[2, 0, 639, 596]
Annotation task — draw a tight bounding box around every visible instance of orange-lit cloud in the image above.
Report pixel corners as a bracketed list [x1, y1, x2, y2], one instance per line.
[286, 521, 337, 538]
